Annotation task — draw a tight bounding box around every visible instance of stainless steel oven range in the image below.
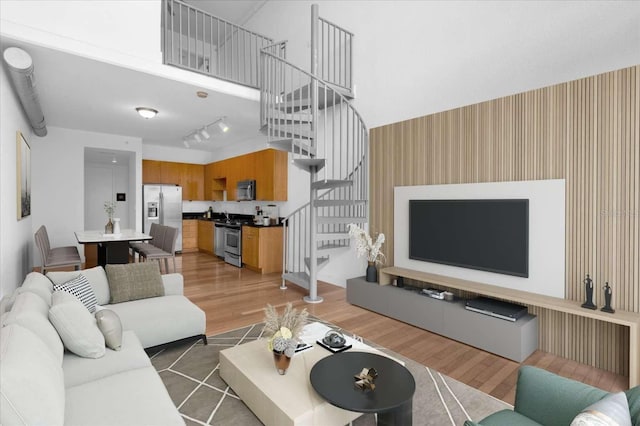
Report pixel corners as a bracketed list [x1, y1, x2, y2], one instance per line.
[222, 223, 242, 267]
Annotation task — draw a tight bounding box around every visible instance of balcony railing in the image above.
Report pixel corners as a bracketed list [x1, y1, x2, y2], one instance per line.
[162, 0, 279, 88]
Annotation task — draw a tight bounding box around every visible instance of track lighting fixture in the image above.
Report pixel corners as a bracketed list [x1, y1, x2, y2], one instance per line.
[181, 116, 229, 148]
[217, 119, 230, 133]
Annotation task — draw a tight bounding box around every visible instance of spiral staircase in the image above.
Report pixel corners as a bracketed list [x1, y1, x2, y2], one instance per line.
[260, 5, 369, 303]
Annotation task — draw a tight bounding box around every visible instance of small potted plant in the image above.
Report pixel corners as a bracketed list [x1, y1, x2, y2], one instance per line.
[263, 303, 308, 375]
[104, 201, 117, 234]
[348, 224, 386, 282]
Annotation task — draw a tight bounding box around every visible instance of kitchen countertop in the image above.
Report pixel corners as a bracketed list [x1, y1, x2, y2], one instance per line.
[182, 213, 283, 227]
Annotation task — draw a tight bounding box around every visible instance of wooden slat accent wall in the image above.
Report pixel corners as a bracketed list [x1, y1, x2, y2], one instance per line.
[370, 65, 639, 376]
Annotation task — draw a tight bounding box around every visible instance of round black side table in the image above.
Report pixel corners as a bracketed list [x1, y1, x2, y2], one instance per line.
[310, 351, 416, 426]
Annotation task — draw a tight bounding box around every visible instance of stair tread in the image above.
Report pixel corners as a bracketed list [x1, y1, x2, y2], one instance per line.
[315, 199, 367, 206]
[269, 139, 316, 156]
[318, 242, 348, 250]
[283, 83, 352, 110]
[311, 179, 353, 189]
[293, 158, 326, 172]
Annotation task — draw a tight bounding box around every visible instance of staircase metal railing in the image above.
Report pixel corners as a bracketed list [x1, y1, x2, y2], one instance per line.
[162, 0, 276, 88]
[315, 9, 354, 93]
[260, 47, 368, 299]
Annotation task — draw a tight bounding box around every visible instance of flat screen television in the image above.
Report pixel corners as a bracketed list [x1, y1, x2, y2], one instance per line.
[409, 199, 529, 277]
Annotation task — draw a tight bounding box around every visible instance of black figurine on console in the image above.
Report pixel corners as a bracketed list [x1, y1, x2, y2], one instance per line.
[581, 274, 597, 310]
[601, 282, 615, 314]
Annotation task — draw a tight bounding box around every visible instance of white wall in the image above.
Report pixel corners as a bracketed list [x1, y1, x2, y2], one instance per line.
[0, 64, 34, 297]
[244, 1, 640, 128]
[84, 162, 133, 231]
[394, 180, 566, 298]
[30, 127, 143, 264]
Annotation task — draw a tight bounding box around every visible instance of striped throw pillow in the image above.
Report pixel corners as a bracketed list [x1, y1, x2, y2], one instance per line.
[53, 274, 98, 313]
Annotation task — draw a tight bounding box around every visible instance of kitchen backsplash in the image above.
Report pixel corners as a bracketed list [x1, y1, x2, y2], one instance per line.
[182, 200, 285, 216]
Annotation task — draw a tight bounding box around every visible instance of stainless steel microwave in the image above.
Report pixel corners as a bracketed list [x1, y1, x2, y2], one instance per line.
[237, 179, 256, 201]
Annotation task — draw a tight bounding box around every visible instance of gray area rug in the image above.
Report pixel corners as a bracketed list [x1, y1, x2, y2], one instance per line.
[148, 320, 510, 425]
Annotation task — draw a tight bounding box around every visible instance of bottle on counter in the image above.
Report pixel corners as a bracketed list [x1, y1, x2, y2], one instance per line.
[206, 206, 213, 219]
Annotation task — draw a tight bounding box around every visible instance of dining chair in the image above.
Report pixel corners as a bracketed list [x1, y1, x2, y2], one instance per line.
[34, 225, 82, 274]
[139, 225, 178, 273]
[130, 223, 160, 261]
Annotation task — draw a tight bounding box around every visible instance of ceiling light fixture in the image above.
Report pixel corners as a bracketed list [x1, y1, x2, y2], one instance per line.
[196, 91, 208, 98]
[111, 156, 117, 164]
[217, 119, 230, 133]
[135, 107, 158, 119]
[181, 116, 229, 148]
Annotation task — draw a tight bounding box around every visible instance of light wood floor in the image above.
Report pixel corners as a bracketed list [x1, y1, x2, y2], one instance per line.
[178, 252, 628, 405]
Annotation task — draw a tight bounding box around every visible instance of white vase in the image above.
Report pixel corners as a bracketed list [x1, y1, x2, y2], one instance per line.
[112, 218, 121, 234]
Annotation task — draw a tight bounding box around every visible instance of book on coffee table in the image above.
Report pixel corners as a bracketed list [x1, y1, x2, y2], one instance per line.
[316, 339, 352, 353]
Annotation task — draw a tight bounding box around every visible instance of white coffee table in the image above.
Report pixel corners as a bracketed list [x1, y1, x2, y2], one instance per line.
[219, 323, 397, 426]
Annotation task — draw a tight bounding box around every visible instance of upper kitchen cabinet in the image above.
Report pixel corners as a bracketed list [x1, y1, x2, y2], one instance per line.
[143, 160, 205, 200]
[183, 164, 204, 200]
[142, 160, 162, 183]
[254, 149, 288, 201]
[204, 162, 226, 201]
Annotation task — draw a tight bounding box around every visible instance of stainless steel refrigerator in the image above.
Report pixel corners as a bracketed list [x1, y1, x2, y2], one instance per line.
[142, 184, 183, 252]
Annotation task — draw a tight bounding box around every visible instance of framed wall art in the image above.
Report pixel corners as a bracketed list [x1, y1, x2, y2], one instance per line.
[16, 131, 31, 220]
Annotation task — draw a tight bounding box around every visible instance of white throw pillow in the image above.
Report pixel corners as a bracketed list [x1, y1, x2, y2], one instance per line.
[95, 309, 123, 351]
[49, 290, 105, 358]
[570, 392, 632, 426]
[53, 274, 98, 313]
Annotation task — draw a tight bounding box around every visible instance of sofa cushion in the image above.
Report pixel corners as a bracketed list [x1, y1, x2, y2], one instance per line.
[65, 366, 185, 426]
[2, 291, 64, 364]
[54, 273, 98, 313]
[106, 262, 165, 304]
[0, 324, 66, 426]
[625, 385, 640, 425]
[514, 366, 609, 425]
[95, 309, 123, 350]
[468, 409, 543, 426]
[62, 330, 151, 388]
[49, 290, 105, 358]
[47, 266, 111, 305]
[106, 295, 205, 348]
[570, 391, 631, 426]
[18, 271, 54, 305]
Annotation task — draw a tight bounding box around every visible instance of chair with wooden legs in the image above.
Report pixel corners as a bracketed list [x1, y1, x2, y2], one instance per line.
[34, 225, 82, 274]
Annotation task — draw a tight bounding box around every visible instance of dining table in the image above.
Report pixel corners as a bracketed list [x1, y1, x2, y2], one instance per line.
[75, 229, 152, 267]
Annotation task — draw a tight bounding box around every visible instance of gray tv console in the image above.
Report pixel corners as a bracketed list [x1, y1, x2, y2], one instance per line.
[346, 276, 538, 362]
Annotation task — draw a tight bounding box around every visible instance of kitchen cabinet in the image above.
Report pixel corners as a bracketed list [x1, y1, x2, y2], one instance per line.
[142, 160, 162, 183]
[143, 160, 205, 200]
[197, 220, 214, 254]
[182, 220, 198, 252]
[242, 226, 283, 274]
[204, 162, 227, 201]
[182, 164, 204, 200]
[254, 149, 288, 201]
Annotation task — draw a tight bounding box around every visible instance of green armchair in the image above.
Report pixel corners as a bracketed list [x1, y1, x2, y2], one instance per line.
[465, 366, 640, 426]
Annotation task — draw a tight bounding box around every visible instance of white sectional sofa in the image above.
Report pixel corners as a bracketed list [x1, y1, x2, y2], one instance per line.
[0, 267, 207, 426]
